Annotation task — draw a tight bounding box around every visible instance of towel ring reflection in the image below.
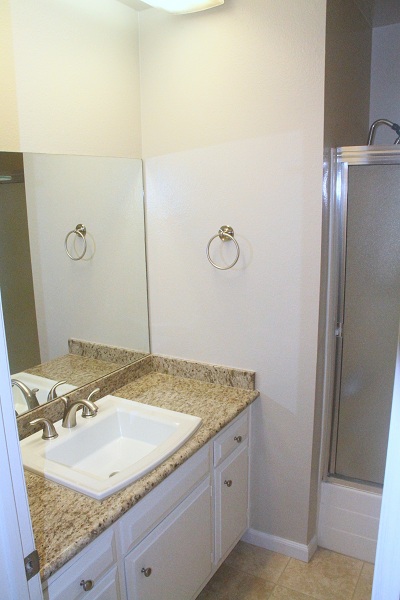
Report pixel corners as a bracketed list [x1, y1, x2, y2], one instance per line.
[65, 224, 87, 261]
[206, 225, 240, 270]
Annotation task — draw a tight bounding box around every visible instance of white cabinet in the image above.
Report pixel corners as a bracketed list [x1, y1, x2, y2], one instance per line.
[215, 445, 249, 563]
[125, 479, 212, 600]
[43, 408, 250, 600]
[213, 411, 249, 564]
[43, 528, 120, 600]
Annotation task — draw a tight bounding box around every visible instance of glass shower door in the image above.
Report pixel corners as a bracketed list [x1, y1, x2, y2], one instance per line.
[332, 157, 400, 486]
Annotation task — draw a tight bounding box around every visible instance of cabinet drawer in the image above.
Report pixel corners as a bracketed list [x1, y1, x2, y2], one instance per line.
[66, 566, 120, 600]
[213, 410, 248, 466]
[125, 479, 212, 600]
[44, 528, 117, 600]
[214, 444, 249, 563]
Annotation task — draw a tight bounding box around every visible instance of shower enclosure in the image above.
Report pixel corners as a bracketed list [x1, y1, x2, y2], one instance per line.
[327, 145, 400, 487]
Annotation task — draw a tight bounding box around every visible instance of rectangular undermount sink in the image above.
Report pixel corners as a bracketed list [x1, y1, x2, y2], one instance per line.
[20, 395, 202, 500]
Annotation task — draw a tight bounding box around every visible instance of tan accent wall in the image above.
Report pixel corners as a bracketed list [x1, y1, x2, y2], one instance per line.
[0, 0, 20, 151]
[3, 0, 142, 158]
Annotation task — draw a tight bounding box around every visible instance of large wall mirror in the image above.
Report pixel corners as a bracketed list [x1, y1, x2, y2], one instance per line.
[0, 151, 150, 417]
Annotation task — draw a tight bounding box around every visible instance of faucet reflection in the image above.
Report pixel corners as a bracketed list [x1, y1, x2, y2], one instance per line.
[11, 379, 40, 411]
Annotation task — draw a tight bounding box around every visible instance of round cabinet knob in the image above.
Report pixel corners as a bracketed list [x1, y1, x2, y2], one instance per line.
[141, 567, 152, 577]
[224, 479, 233, 487]
[234, 435, 242, 443]
[80, 579, 94, 592]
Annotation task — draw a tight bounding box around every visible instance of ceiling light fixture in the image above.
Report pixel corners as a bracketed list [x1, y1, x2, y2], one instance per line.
[142, 0, 224, 14]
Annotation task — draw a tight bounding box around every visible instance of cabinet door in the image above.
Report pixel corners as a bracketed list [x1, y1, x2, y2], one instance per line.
[125, 479, 212, 600]
[215, 444, 249, 563]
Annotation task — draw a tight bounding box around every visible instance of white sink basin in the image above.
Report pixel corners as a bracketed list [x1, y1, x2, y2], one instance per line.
[12, 372, 76, 415]
[20, 395, 202, 500]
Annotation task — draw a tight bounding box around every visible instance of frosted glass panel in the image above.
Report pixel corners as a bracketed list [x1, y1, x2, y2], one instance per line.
[335, 164, 400, 485]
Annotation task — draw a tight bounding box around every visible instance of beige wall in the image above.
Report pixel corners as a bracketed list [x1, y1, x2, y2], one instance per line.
[324, 0, 372, 150]
[140, 0, 326, 546]
[0, 0, 20, 151]
[2, 0, 142, 157]
[0, 181, 40, 372]
[370, 23, 400, 144]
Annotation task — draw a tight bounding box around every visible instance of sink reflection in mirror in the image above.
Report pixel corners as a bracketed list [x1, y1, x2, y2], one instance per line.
[0, 152, 150, 418]
[12, 373, 75, 416]
[20, 395, 202, 500]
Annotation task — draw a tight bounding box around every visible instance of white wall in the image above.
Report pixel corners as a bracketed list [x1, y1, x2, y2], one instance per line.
[140, 0, 326, 546]
[23, 154, 149, 360]
[370, 23, 400, 145]
[5, 0, 141, 158]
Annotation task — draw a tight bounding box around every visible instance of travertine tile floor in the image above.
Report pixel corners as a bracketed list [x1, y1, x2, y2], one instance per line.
[197, 542, 373, 600]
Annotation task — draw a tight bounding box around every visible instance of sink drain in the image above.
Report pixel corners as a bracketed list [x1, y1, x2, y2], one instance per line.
[109, 471, 120, 478]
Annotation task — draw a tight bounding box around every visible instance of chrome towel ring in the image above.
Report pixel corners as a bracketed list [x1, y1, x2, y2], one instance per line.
[206, 225, 240, 270]
[65, 224, 87, 261]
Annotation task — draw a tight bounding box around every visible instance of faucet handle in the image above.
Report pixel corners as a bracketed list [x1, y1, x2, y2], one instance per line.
[82, 388, 100, 418]
[47, 380, 67, 402]
[30, 418, 58, 440]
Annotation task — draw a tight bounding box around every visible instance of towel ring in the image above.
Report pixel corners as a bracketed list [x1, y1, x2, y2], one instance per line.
[65, 224, 87, 261]
[206, 225, 240, 270]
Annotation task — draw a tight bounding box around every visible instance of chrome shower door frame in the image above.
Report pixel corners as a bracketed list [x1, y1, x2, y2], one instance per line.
[325, 145, 400, 484]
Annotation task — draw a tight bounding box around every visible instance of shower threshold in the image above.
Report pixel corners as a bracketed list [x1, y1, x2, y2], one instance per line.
[325, 474, 382, 495]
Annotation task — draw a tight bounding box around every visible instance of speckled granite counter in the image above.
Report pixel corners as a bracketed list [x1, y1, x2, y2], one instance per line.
[25, 338, 148, 388]
[26, 354, 124, 386]
[25, 359, 259, 583]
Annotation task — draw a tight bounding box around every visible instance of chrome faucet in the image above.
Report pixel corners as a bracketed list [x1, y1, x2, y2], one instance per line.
[61, 390, 99, 429]
[11, 379, 40, 410]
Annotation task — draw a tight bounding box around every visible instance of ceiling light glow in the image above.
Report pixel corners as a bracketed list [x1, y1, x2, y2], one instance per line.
[142, 0, 224, 14]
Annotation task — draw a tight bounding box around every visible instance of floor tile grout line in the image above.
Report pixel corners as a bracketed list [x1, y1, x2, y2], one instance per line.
[275, 582, 318, 600]
[228, 563, 281, 587]
[223, 561, 282, 588]
[267, 583, 277, 600]
[349, 560, 366, 600]
[275, 555, 293, 585]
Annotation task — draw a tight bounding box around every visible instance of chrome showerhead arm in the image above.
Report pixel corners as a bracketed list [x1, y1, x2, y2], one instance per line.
[367, 119, 400, 145]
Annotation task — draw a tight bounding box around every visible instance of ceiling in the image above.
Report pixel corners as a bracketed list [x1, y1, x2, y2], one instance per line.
[355, 0, 400, 27]
[117, 1, 400, 27]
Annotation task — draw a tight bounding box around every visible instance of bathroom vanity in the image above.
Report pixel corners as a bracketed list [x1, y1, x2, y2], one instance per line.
[22, 356, 258, 600]
[42, 410, 249, 600]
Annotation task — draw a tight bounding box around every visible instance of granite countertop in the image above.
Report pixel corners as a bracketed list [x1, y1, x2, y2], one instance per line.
[26, 354, 127, 387]
[25, 339, 148, 388]
[26, 369, 259, 583]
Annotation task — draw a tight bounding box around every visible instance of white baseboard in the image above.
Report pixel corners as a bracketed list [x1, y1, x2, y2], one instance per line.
[242, 528, 317, 563]
[318, 481, 381, 563]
